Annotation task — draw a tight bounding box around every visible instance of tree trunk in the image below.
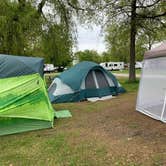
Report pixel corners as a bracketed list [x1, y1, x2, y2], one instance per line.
[129, 0, 137, 82]
[148, 36, 152, 50]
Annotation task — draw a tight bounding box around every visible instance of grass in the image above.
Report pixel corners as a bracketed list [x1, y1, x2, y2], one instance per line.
[0, 76, 165, 166]
[118, 77, 139, 92]
[112, 69, 141, 75]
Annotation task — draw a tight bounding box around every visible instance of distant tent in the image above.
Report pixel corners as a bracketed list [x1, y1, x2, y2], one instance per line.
[136, 42, 166, 123]
[49, 61, 125, 103]
[0, 54, 54, 136]
[0, 54, 44, 78]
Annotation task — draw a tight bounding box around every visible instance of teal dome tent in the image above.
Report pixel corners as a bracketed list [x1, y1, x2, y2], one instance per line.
[49, 61, 125, 103]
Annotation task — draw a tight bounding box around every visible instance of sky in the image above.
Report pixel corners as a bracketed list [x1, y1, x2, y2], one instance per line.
[43, 4, 106, 54]
[75, 25, 106, 53]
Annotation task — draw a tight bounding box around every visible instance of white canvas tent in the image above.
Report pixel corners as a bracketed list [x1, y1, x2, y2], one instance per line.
[136, 42, 166, 122]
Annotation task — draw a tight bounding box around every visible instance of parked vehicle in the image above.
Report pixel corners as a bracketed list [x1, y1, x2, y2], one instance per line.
[135, 61, 143, 69]
[44, 64, 55, 73]
[100, 62, 124, 71]
[127, 61, 143, 69]
[124, 63, 129, 69]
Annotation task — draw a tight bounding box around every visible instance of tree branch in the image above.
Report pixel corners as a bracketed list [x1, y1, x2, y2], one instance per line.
[57, 0, 70, 31]
[66, 0, 85, 11]
[38, 0, 46, 14]
[136, 0, 161, 8]
[136, 11, 166, 19]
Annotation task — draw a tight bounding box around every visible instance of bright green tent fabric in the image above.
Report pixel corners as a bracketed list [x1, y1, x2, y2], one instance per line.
[0, 73, 54, 136]
[55, 110, 72, 118]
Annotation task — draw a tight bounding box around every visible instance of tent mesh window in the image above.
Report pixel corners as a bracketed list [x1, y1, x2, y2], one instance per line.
[94, 69, 109, 88]
[85, 70, 96, 89]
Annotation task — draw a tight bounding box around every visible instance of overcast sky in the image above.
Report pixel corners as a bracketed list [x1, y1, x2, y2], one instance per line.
[75, 25, 106, 53]
[43, 5, 106, 53]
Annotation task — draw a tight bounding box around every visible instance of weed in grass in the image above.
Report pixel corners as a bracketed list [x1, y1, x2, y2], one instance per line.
[128, 123, 139, 129]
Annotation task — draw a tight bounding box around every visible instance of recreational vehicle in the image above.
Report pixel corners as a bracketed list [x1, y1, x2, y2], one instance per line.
[44, 64, 55, 73]
[135, 61, 143, 69]
[100, 62, 124, 71]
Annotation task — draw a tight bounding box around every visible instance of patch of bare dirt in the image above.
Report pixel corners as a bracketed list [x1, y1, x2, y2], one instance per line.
[55, 93, 166, 165]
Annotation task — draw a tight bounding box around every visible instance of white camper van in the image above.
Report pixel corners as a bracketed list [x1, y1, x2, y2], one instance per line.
[100, 62, 124, 71]
[135, 61, 143, 69]
[44, 64, 55, 73]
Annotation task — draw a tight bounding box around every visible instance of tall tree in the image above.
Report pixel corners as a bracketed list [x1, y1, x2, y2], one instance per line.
[29, 0, 84, 66]
[42, 24, 73, 67]
[101, 52, 112, 62]
[85, 0, 166, 82]
[36, 0, 78, 67]
[75, 50, 102, 63]
[0, 0, 82, 67]
[105, 23, 130, 63]
[105, 20, 166, 63]
[0, 0, 41, 55]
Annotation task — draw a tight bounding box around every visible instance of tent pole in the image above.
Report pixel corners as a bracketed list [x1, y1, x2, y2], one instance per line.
[161, 90, 166, 121]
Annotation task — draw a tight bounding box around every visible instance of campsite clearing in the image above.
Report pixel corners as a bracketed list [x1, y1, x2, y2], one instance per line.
[0, 77, 165, 166]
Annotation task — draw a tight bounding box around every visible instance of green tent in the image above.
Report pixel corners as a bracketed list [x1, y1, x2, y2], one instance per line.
[0, 74, 54, 136]
[0, 54, 55, 136]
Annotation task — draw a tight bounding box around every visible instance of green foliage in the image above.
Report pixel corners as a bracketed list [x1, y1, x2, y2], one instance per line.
[75, 50, 102, 63]
[83, 0, 166, 81]
[105, 23, 130, 63]
[119, 77, 139, 91]
[101, 52, 112, 62]
[104, 1, 166, 63]
[136, 19, 166, 50]
[105, 22, 147, 63]
[0, 1, 41, 55]
[42, 24, 73, 67]
[0, 0, 79, 67]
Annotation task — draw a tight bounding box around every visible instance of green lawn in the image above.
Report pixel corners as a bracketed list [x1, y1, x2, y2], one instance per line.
[0, 77, 165, 166]
[112, 69, 142, 75]
[118, 77, 139, 92]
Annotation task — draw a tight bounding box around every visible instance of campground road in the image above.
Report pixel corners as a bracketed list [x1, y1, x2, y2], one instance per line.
[113, 73, 141, 78]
